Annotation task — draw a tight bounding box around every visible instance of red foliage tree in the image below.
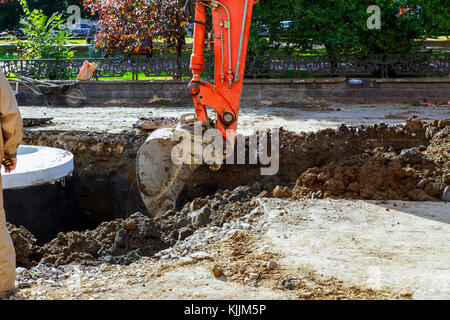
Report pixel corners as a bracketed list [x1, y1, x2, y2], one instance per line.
[82, 0, 187, 57]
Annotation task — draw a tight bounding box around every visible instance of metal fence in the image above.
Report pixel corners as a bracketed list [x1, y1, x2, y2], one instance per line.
[0, 53, 449, 80]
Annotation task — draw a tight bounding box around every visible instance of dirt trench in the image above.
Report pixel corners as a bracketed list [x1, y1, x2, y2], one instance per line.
[8, 118, 449, 269]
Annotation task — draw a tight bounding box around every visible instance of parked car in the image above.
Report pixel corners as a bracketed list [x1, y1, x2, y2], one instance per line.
[280, 21, 293, 30]
[68, 23, 92, 38]
[257, 24, 269, 36]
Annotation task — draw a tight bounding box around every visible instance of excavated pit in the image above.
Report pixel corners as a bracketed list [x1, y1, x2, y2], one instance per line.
[3, 145, 76, 245]
[6, 118, 449, 268]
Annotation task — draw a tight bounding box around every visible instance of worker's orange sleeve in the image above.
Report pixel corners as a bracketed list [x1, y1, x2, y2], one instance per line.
[0, 70, 23, 158]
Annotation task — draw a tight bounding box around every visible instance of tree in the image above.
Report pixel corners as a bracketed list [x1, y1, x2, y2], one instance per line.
[13, 0, 74, 59]
[151, 0, 187, 59]
[248, 1, 295, 56]
[82, 0, 187, 57]
[82, 0, 156, 55]
[1, 0, 88, 32]
[249, 0, 449, 56]
[418, 0, 450, 37]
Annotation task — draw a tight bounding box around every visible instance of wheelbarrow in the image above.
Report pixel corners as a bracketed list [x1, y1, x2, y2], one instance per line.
[13, 76, 86, 107]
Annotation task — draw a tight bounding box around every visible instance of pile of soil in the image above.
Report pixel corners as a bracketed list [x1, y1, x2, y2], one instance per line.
[292, 119, 449, 201]
[6, 223, 40, 269]
[154, 184, 262, 246]
[7, 184, 262, 267]
[35, 213, 166, 266]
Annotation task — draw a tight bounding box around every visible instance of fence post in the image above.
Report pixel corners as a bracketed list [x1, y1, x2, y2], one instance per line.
[134, 61, 138, 81]
[382, 55, 388, 78]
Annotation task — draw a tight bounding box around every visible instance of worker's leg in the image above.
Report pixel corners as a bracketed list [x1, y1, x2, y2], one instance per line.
[0, 174, 16, 293]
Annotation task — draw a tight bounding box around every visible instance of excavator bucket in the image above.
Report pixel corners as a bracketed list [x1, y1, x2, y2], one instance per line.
[137, 0, 257, 216]
[136, 126, 200, 217]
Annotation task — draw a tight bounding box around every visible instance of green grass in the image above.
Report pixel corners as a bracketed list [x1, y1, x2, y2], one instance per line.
[0, 52, 13, 59]
[5, 71, 186, 81]
[95, 72, 179, 81]
[68, 39, 87, 44]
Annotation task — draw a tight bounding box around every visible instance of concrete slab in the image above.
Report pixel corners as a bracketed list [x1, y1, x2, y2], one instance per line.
[258, 198, 450, 299]
[2, 145, 74, 189]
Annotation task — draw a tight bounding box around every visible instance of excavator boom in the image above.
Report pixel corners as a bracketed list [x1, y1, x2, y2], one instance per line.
[189, 0, 256, 137]
[137, 0, 257, 216]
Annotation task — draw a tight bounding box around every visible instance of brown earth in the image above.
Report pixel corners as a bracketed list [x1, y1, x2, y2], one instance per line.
[6, 223, 39, 269]
[207, 231, 411, 300]
[22, 117, 434, 226]
[7, 184, 262, 268]
[291, 119, 449, 201]
[10, 119, 449, 270]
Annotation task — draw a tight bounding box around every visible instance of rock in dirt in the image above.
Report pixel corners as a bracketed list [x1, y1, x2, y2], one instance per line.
[272, 186, 292, 198]
[133, 117, 178, 131]
[211, 264, 223, 278]
[279, 277, 296, 290]
[190, 206, 212, 228]
[249, 273, 259, 280]
[400, 148, 423, 163]
[125, 219, 137, 231]
[23, 118, 53, 128]
[178, 227, 195, 241]
[267, 260, 278, 271]
[443, 186, 450, 202]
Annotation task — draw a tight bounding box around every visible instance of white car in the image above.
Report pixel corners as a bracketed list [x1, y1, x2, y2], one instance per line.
[280, 21, 293, 30]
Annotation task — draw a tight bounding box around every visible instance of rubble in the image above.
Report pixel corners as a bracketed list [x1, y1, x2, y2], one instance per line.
[7, 183, 263, 268]
[133, 117, 178, 132]
[22, 118, 53, 128]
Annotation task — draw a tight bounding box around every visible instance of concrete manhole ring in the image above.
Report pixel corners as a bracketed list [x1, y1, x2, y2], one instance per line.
[2, 145, 74, 190]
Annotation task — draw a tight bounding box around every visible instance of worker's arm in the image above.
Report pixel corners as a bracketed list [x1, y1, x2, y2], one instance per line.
[0, 70, 23, 172]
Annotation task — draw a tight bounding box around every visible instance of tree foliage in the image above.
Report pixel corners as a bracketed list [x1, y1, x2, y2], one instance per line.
[1, 0, 86, 32]
[2, 0, 449, 57]
[82, 0, 187, 57]
[12, 0, 74, 59]
[250, 0, 450, 55]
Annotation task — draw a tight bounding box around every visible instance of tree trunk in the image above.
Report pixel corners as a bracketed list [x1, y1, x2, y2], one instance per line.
[324, 44, 338, 76]
[175, 39, 183, 79]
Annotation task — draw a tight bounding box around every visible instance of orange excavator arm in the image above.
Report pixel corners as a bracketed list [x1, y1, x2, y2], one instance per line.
[136, 1, 258, 216]
[186, 0, 257, 138]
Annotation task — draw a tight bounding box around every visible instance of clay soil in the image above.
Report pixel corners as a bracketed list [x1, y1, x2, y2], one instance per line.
[292, 119, 449, 202]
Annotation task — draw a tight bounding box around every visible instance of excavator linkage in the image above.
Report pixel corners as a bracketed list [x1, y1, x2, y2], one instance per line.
[137, 0, 257, 216]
